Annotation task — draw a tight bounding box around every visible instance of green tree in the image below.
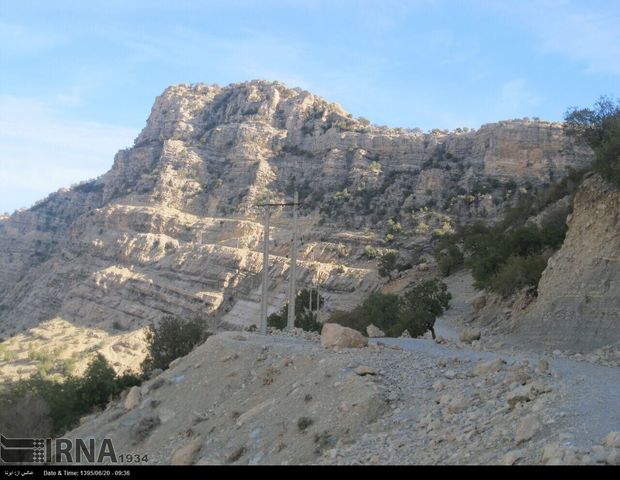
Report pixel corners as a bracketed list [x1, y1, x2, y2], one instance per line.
[268, 288, 324, 332]
[433, 236, 464, 277]
[142, 315, 211, 374]
[378, 251, 398, 279]
[77, 353, 118, 410]
[395, 279, 451, 339]
[565, 96, 620, 187]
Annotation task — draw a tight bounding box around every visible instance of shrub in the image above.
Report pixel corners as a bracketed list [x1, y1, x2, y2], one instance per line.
[77, 354, 122, 411]
[378, 251, 398, 279]
[141, 315, 211, 374]
[488, 254, 548, 298]
[433, 237, 464, 276]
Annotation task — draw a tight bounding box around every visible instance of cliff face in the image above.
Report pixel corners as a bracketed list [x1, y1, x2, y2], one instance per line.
[516, 175, 620, 352]
[0, 80, 592, 375]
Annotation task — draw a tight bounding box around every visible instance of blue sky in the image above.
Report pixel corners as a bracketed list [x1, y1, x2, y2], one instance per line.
[1, 0, 619, 213]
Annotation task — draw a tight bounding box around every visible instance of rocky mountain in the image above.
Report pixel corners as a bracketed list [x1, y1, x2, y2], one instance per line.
[0, 80, 593, 377]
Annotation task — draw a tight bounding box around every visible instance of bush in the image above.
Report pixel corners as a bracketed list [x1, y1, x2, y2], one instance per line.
[432, 236, 464, 276]
[0, 393, 52, 438]
[141, 315, 211, 374]
[488, 254, 548, 298]
[0, 354, 141, 437]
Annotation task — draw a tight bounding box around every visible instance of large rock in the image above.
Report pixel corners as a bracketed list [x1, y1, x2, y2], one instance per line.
[124, 386, 142, 410]
[471, 294, 487, 312]
[321, 324, 368, 349]
[459, 328, 481, 344]
[515, 415, 541, 444]
[171, 437, 203, 465]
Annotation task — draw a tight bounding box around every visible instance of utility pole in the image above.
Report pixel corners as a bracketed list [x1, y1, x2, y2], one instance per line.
[259, 192, 270, 335]
[286, 191, 299, 330]
[257, 191, 301, 335]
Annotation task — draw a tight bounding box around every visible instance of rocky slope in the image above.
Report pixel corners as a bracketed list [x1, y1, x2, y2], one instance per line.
[66, 330, 620, 465]
[0, 80, 592, 377]
[515, 174, 620, 351]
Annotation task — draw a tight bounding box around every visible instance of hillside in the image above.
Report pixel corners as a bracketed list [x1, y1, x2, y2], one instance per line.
[516, 174, 620, 351]
[0, 80, 592, 379]
[66, 330, 620, 465]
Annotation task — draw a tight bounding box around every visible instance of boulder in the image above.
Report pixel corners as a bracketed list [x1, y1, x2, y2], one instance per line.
[471, 294, 487, 312]
[321, 324, 368, 349]
[366, 324, 385, 338]
[124, 386, 142, 410]
[459, 328, 481, 344]
[171, 437, 203, 465]
[515, 415, 541, 444]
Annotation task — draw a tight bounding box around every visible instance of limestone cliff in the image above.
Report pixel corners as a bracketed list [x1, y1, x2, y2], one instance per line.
[0, 80, 592, 376]
[516, 174, 620, 351]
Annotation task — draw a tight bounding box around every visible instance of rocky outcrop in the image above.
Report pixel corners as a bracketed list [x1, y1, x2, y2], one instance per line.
[516, 174, 620, 351]
[0, 80, 593, 374]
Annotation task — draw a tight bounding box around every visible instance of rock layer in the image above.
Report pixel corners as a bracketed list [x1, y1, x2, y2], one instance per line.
[0, 80, 593, 372]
